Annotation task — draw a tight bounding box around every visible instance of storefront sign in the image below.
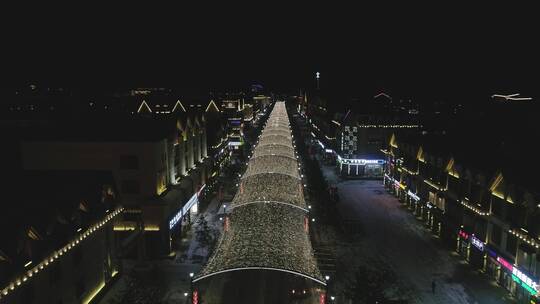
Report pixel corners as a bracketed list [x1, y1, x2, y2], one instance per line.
[470, 235, 484, 251]
[486, 247, 497, 258]
[458, 230, 469, 240]
[492, 250, 539, 295]
[407, 190, 420, 201]
[512, 268, 538, 295]
[169, 210, 182, 230]
[339, 157, 385, 165]
[170, 184, 207, 230]
[497, 256, 514, 272]
[192, 290, 199, 304]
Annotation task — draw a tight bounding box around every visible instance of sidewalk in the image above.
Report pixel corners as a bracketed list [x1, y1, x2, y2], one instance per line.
[315, 157, 516, 304]
[97, 196, 226, 304]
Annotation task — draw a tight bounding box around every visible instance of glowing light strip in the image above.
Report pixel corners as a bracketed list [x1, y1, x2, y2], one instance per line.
[1, 208, 124, 299]
[193, 267, 327, 286]
[492, 93, 533, 101]
[424, 179, 443, 191]
[82, 281, 106, 304]
[172, 100, 187, 113]
[508, 229, 540, 249]
[461, 200, 489, 216]
[205, 100, 220, 112]
[136, 100, 152, 113]
[374, 92, 391, 99]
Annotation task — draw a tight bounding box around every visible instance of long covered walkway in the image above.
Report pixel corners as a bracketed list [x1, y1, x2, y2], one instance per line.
[193, 102, 326, 304]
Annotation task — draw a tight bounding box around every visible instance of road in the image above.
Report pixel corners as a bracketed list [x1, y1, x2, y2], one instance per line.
[320, 164, 515, 304]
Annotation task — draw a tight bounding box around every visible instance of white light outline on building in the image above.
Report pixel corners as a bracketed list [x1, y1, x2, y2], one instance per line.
[136, 100, 152, 113]
[172, 100, 187, 112]
[205, 100, 220, 112]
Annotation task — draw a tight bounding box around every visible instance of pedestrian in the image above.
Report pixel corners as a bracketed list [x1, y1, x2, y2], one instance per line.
[431, 279, 436, 294]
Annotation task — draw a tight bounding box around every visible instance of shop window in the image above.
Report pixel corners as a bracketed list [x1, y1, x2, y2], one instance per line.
[506, 234, 517, 256]
[491, 196, 505, 219]
[447, 176, 460, 194]
[119, 155, 139, 170]
[491, 225, 502, 247]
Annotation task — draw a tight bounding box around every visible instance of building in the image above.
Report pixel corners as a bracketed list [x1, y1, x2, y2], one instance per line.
[384, 128, 540, 303]
[303, 92, 419, 178]
[19, 109, 211, 257]
[0, 171, 122, 304]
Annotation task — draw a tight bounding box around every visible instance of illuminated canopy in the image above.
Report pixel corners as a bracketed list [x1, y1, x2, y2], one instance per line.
[261, 129, 291, 138]
[234, 174, 306, 210]
[258, 135, 293, 148]
[253, 144, 295, 158]
[243, 155, 300, 179]
[196, 102, 324, 286]
[196, 203, 322, 283]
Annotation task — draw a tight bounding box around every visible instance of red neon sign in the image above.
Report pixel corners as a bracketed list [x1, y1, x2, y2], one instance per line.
[497, 256, 514, 272]
[319, 293, 326, 304]
[458, 230, 469, 240]
[192, 290, 198, 304]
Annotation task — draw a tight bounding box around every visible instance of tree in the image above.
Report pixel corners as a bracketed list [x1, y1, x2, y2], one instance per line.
[195, 216, 213, 250]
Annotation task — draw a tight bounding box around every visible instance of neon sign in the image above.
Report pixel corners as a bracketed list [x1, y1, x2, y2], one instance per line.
[470, 235, 484, 251]
[407, 190, 420, 201]
[192, 290, 199, 304]
[512, 268, 538, 295]
[497, 256, 513, 272]
[170, 184, 206, 230]
[169, 210, 182, 230]
[458, 230, 469, 240]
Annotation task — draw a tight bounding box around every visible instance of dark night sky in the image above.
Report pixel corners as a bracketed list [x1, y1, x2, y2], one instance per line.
[2, 6, 539, 103]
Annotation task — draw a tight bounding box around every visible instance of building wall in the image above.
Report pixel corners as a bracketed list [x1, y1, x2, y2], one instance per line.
[21, 141, 165, 206]
[384, 138, 540, 303]
[1, 221, 118, 304]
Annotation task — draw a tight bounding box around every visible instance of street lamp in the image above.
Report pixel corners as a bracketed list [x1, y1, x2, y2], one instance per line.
[325, 275, 330, 281]
[189, 272, 194, 278]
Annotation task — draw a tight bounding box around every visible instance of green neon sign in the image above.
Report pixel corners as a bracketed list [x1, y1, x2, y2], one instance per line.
[513, 274, 538, 296]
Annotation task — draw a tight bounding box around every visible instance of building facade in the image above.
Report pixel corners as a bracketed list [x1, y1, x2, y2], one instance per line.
[383, 134, 540, 303]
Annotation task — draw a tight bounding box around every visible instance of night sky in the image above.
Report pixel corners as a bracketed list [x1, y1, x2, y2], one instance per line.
[3, 7, 538, 103]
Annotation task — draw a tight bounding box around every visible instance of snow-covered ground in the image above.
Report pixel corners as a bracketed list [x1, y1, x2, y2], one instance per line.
[320, 164, 515, 304]
[98, 197, 225, 304]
